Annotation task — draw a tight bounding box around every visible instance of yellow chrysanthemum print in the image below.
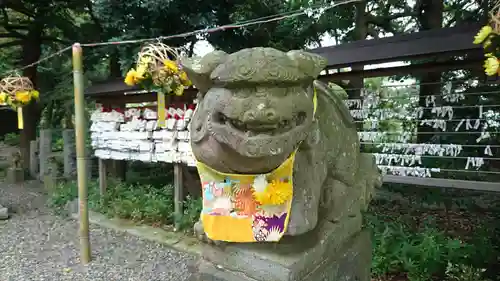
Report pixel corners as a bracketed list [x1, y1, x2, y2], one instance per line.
[253, 179, 292, 206]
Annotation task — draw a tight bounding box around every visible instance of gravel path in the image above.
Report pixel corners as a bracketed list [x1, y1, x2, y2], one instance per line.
[0, 181, 196, 281]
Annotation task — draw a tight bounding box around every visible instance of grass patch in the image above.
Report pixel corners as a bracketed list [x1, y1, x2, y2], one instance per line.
[47, 178, 201, 231]
[2, 132, 20, 146]
[48, 177, 499, 281]
[367, 195, 499, 281]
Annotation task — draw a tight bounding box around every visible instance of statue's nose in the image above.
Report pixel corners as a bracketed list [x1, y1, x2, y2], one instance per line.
[242, 107, 278, 123]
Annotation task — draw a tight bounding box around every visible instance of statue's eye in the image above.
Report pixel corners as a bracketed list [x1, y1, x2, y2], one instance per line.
[233, 88, 253, 98]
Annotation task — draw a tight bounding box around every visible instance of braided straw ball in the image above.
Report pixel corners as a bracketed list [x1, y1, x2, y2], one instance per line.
[0, 75, 34, 97]
[130, 42, 191, 95]
[490, 0, 500, 33]
[138, 42, 180, 85]
[138, 42, 180, 69]
[0, 75, 38, 107]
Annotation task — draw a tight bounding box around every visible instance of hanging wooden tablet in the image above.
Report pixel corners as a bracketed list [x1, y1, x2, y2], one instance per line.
[17, 107, 23, 129]
[157, 92, 166, 128]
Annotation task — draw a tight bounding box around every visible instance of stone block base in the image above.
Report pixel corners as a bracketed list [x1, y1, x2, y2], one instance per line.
[6, 168, 24, 183]
[43, 175, 63, 192]
[0, 205, 8, 220]
[188, 216, 371, 281]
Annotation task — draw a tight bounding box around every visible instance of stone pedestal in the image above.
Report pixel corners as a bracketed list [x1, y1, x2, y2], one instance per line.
[43, 175, 62, 192]
[6, 167, 24, 183]
[0, 204, 8, 220]
[188, 216, 371, 281]
[29, 139, 39, 179]
[63, 129, 76, 179]
[39, 129, 52, 181]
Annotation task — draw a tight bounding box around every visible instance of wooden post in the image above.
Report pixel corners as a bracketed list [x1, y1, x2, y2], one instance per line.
[173, 163, 184, 231]
[72, 43, 91, 264]
[39, 130, 52, 181]
[29, 139, 39, 179]
[113, 160, 126, 181]
[63, 129, 76, 179]
[98, 158, 107, 197]
[110, 102, 127, 181]
[87, 156, 93, 181]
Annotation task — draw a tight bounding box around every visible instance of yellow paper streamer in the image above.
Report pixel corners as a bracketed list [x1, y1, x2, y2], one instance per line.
[157, 92, 166, 128]
[313, 88, 317, 116]
[17, 107, 23, 129]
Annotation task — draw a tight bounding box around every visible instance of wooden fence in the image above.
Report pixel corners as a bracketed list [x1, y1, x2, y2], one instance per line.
[339, 79, 500, 192]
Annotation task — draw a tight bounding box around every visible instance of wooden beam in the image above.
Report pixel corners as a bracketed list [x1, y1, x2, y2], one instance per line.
[93, 90, 198, 105]
[86, 78, 139, 96]
[94, 92, 157, 104]
[318, 58, 483, 82]
[383, 175, 500, 192]
[310, 24, 482, 69]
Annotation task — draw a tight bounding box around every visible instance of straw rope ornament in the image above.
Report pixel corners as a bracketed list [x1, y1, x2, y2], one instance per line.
[472, 0, 500, 77]
[0, 75, 39, 129]
[124, 42, 191, 127]
[490, 1, 500, 33]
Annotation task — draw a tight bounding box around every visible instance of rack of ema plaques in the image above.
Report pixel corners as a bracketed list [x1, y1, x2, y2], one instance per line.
[89, 101, 197, 230]
[90, 103, 196, 166]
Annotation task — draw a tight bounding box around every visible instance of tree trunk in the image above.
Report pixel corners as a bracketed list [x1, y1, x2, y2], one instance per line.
[19, 26, 43, 170]
[346, 1, 369, 130]
[417, 0, 444, 143]
[108, 55, 127, 180]
[347, 1, 368, 101]
[109, 49, 121, 78]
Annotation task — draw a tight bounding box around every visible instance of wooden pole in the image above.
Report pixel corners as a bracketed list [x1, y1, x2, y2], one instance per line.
[72, 43, 91, 264]
[98, 158, 107, 197]
[173, 163, 184, 231]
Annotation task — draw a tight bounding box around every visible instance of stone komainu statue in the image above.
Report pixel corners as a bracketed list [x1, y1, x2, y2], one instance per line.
[11, 150, 22, 169]
[181, 47, 382, 241]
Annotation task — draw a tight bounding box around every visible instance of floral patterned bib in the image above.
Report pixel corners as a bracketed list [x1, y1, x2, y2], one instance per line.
[194, 89, 316, 243]
[196, 152, 296, 243]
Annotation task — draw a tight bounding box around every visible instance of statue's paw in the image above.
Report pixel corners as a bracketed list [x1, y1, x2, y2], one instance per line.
[193, 220, 226, 246]
[193, 220, 205, 240]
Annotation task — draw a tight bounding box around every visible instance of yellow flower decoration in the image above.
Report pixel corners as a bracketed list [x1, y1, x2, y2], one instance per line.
[124, 48, 190, 97]
[174, 85, 184, 96]
[139, 56, 151, 65]
[31, 90, 39, 100]
[136, 62, 148, 78]
[163, 59, 179, 73]
[0, 92, 7, 104]
[6, 96, 14, 108]
[253, 179, 292, 206]
[474, 26, 493, 44]
[15, 91, 32, 104]
[179, 71, 192, 86]
[484, 39, 492, 49]
[125, 69, 143, 86]
[484, 56, 499, 76]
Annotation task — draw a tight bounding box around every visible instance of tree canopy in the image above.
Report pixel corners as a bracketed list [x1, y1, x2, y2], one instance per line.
[0, 0, 489, 167]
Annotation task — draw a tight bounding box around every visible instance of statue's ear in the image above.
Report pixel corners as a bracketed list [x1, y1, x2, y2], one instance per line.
[180, 50, 228, 94]
[287, 50, 327, 79]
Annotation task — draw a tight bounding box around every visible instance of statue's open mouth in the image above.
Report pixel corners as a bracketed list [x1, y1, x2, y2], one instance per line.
[213, 112, 307, 137]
